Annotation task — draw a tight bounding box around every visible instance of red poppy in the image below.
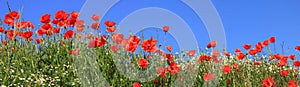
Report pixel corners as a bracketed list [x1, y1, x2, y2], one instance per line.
[263, 40, 269, 46]
[17, 21, 34, 29]
[71, 11, 79, 18]
[22, 31, 33, 40]
[223, 51, 230, 57]
[2, 40, 7, 45]
[278, 57, 287, 67]
[163, 26, 169, 32]
[141, 37, 157, 52]
[235, 48, 241, 53]
[262, 77, 276, 87]
[157, 66, 167, 79]
[232, 64, 239, 70]
[133, 82, 141, 87]
[0, 26, 4, 32]
[91, 14, 100, 21]
[166, 45, 172, 52]
[40, 14, 51, 23]
[222, 65, 231, 74]
[165, 54, 173, 61]
[106, 26, 116, 32]
[104, 20, 116, 27]
[293, 60, 300, 67]
[67, 17, 77, 27]
[110, 45, 118, 52]
[237, 52, 245, 60]
[269, 37, 275, 43]
[167, 62, 180, 74]
[69, 48, 79, 56]
[138, 58, 149, 68]
[203, 73, 214, 82]
[295, 46, 300, 51]
[75, 20, 85, 32]
[4, 16, 14, 26]
[281, 70, 288, 77]
[112, 33, 124, 44]
[6, 30, 15, 40]
[9, 11, 20, 19]
[289, 55, 296, 60]
[53, 28, 60, 34]
[36, 38, 43, 44]
[40, 23, 53, 36]
[55, 10, 68, 21]
[88, 40, 98, 48]
[186, 50, 196, 56]
[207, 40, 217, 48]
[243, 44, 251, 50]
[249, 49, 257, 56]
[64, 30, 74, 39]
[254, 61, 261, 65]
[287, 80, 298, 87]
[91, 22, 100, 30]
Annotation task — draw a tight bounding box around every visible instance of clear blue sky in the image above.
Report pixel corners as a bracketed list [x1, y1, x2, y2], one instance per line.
[1, 0, 300, 58]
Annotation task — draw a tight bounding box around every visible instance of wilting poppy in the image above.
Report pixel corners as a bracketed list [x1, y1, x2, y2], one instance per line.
[262, 77, 276, 87]
[138, 58, 149, 68]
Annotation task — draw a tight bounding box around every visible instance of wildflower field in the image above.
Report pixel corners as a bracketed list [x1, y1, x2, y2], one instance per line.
[0, 9, 299, 87]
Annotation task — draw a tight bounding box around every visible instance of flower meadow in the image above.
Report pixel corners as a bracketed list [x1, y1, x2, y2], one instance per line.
[0, 9, 299, 87]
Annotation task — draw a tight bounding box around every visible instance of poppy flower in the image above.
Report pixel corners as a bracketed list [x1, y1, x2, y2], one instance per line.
[281, 70, 288, 77]
[64, 30, 74, 39]
[203, 73, 214, 82]
[212, 50, 220, 58]
[17, 21, 34, 29]
[235, 48, 241, 53]
[186, 50, 196, 56]
[223, 51, 230, 57]
[249, 49, 257, 56]
[55, 10, 68, 20]
[91, 22, 100, 30]
[112, 33, 124, 44]
[69, 48, 79, 56]
[262, 77, 276, 87]
[104, 20, 116, 27]
[293, 60, 300, 67]
[167, 62, 180, 74]
[289, 55, 296, 60]
[287, 80, 298, 87]
[22, 31, 33, 40]
[269, 37, 275, 43]
[75, 20, 85, 32]
[36, 38, 43, 44]
[243, 44, 251, 50]
[138, 58, 149, 68]
[165, 54, 173, 61]
[123, 36, 140, 52]
[237, 52, 245, 60]
[207, 40, 217, 48]
[2, 40, 7, 45]
[263, 40, 269, 46]
[141, 37, 157, 52]
[254, 61, 261, 65]
[67, 17, 78, 27]
[133, 82, 141, 87]
[166, 45, 172, 52]
[40, 14, 51, 23]
[295, 46, 300, 51]
[0, 26, 4, 32]
[222, 65, 231, 74]
[88, 40, 98, 48]
[106, 26, 116, 32]
[6, 30, 15, 40]
[53, 28, 60, 34]
[4, 16, 14, 26]
[163, 26, 169, 32]
[157, 66, 167, 79]
[229, 64, 237, 71]
[278, 57, 287, 66]
[71, 11, 79, 18]
[110, 45, 118, 52]
[91, 14, 100, 21]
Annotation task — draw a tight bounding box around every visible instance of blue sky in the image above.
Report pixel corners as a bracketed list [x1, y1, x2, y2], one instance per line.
[1, 0, 300, 58]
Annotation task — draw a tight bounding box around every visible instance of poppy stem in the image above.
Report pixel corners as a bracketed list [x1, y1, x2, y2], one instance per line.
[6, 1, 11, 12]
